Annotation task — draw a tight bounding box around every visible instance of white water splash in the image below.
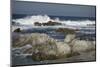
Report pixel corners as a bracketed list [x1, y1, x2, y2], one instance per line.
[12, 15, 95, 26]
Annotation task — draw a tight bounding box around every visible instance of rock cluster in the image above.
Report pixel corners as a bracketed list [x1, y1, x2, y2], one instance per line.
[12, 33, 95, 61]
[34, 21, 62, 26]
[64, 34, 95, 55]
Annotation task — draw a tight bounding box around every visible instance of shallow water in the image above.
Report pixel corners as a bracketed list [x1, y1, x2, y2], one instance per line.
[12, 49, 96, 66]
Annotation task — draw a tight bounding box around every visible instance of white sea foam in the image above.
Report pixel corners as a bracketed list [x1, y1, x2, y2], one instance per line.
[13, 15, 53, 25]
[12, 15, 95, 27]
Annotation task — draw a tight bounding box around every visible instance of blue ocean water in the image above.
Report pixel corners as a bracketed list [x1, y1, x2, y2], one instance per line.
[12, 14, 96, 21]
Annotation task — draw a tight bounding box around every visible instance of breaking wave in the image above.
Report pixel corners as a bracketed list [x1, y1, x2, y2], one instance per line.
[12, 15, 95, 26]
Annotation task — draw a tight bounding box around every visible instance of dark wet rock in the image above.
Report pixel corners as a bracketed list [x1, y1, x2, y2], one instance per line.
[34, 22, 42, 26]
[34, 21, 62, 26]
[12, 21, 16, 25]
[42, 21, 62, 26]
[56, 28, 78, 34]
[13, 28, 21, 32]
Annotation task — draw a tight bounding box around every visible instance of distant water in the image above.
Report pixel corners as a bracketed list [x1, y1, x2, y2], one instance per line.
[12, 14, 96, 21]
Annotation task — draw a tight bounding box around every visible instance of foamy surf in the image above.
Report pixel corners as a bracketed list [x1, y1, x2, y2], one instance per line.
[12, 15, 95, 27]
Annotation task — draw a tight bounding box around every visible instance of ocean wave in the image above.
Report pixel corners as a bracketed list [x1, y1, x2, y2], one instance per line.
[12, 15, 95, 27]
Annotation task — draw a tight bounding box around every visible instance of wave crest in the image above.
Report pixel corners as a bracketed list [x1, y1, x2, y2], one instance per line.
[12, 15, 95, 26]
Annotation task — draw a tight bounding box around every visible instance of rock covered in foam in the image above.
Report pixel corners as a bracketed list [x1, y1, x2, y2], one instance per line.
[56, 42, 71, 57]
[12, 33, 32, 47]
[31, 34, 71, 60]
[32, 38, 58, 61]
[32, 41, 71, 61]
[21, 44, 33, 54]
[64, 34, 95, 55]
[71, 39, 95, 54]
[31, 33, 51, 46]
[64, 34, 76, 43]
[12, 33, 95, 61]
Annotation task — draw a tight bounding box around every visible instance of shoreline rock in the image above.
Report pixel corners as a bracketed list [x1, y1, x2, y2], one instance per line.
[12, 33, 95, 61]
[34, 21, 62, 26]
[56, 28, 78, 34]
[13, 28, 21, 32]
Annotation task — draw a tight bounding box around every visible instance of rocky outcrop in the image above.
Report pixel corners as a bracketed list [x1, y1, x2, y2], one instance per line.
[64, 34, 96, 55]
[71, 39, 95, 54]
[56, 28, 77, 34]
[13, 28, 21, 32]
[56, 42, 71, 57]
[30, 33, 71, 60]
[42, 21, 62, 26]
[34, 22, 42, 26]
[12, 33, 50, 47]
[12, 33, 71, 61]
[64, 34, 76, 43]
[34, 21, 62, 26]
[12, 33, 96, 61]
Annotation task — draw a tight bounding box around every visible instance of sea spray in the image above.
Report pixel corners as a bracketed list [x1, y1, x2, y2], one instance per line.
[12, 15, 95, 27]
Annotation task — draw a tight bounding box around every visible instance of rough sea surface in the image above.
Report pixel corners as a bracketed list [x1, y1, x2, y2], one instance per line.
[11, 15, 96, 66]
